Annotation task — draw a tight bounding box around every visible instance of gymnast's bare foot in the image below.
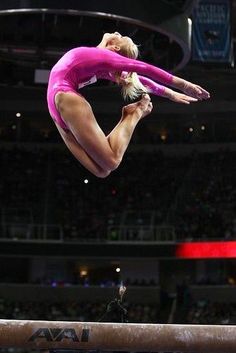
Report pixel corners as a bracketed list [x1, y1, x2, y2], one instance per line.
[122, 94, 153, 119]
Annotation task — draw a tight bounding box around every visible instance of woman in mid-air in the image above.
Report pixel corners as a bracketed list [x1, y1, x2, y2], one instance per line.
[47, 32, 210, 178]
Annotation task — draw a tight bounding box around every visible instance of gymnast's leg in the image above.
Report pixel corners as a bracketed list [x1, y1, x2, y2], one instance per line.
[54, 92, 153, 177]
[54, 124, 111, 178]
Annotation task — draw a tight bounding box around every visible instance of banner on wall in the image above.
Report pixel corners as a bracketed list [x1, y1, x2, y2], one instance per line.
[192, 0, 233, 63]
[176, 241, 236, 259]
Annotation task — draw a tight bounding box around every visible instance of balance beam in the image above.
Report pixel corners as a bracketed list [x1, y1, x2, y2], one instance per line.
[0, 319, 235, 352]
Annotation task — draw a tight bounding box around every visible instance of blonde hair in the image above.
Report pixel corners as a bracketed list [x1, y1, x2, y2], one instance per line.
[117, 42, 149, 100]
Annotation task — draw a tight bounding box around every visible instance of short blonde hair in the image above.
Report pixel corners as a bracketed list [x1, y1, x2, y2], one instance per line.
[117, 41, 149, 100]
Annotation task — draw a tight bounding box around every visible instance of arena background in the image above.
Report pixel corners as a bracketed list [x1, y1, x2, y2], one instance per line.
[0, 0, 236, 351]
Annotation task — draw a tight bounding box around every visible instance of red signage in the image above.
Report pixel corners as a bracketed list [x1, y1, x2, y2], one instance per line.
[176, 241, 236, 259]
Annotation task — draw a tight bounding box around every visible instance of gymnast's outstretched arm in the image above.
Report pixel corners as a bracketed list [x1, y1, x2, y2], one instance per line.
[79, 47, 210, 100]
[137, 75, 199, 104]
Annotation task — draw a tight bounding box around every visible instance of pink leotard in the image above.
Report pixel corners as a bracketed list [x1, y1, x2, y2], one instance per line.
[47, 46, 173, 129]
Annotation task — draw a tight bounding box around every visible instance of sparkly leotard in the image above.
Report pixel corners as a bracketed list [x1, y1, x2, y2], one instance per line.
[47, 46, 173, 129]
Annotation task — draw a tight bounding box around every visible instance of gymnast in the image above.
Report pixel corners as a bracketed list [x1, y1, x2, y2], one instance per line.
[47, 32, 210, 178]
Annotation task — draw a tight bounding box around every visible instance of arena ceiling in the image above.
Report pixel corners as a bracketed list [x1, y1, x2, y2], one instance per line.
[0, 0, 235, 121]
[0, 0, 197, 86]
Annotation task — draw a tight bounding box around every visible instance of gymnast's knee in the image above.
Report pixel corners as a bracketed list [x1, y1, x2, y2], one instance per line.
[94, 156, 122, 178]
[104, 155, 122, 172]
[94, 168, 112, 179]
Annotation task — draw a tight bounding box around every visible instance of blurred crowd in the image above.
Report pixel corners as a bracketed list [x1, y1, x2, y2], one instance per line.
[0, 299, 159, 323]
[0, 145, 235, 241]
[1, 296, 235, 325]
[173, 149, 236, 240]
[186, 300, 236, 325]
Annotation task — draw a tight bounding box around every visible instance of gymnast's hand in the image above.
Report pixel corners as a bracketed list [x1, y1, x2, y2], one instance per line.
[168, 90, 198, 104]
[182, 81, 210, 100]
[171, 77, 210, 100]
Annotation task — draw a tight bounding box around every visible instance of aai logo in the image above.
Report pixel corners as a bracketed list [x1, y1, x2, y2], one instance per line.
[28, 328, 90, 342]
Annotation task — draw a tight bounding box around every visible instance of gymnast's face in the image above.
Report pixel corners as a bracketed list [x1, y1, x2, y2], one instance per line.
[103, 32, 134, 48]
[103, 32, 136, 57]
